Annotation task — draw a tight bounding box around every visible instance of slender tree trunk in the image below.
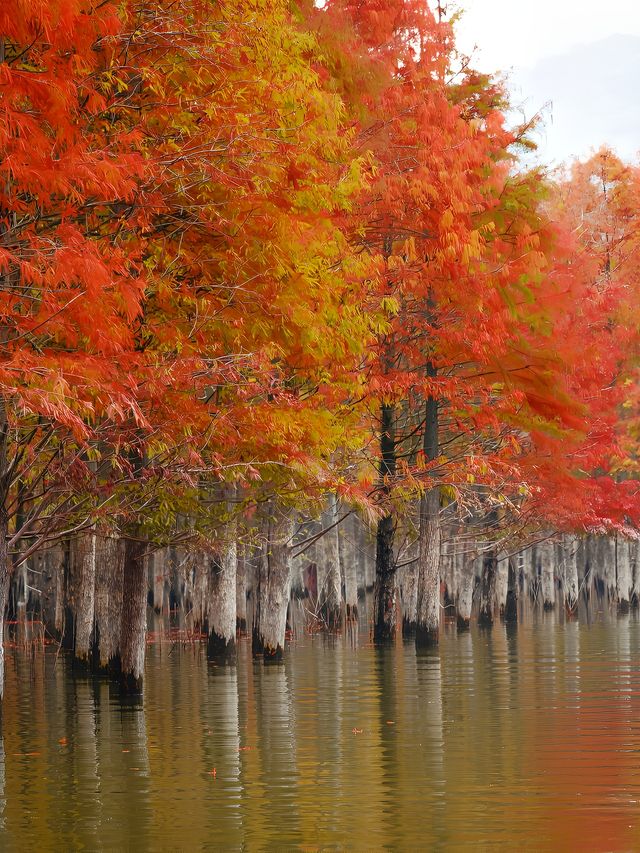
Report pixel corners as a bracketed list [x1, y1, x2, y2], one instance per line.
[504, 556, 518, 623]
[339, 512, 358, 621]
[563, 534, 579, 613]
[119, 535, 147, 693]
[601, 536, 617, 601]
[415, 385, 440, 648]
[495, 550, 509, 618]
[373, 401, 397, 644]
[236, 541, 248, 633]
[252, 508, 293, 661]
[0, 508, 9, 699]
[539, 539, 555, 610]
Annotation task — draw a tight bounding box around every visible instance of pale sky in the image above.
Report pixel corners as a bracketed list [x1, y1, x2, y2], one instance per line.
[452, 1, 640, 164]
[454, 0, 640, 71]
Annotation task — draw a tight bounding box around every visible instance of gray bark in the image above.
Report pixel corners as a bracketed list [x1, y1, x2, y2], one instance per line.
[252, 508, 293, 660]
[338, 512, 358, 621]
[539, 539, 555, 609]
[73, 530, 97, 665]
[415, 488, 440, 646]
[616, 536, 632, 611]
[319, 495, 342, 628]
[119, 536, 147, 693]
[207, 517, 237, 662]
[94, 534, 124, 670]
[562, 533, 580, 613]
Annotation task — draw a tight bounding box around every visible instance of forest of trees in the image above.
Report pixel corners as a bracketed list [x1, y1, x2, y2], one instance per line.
[1, 0, 640, 695]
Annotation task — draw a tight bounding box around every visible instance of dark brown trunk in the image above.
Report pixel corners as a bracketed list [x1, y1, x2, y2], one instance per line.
[373, 401, 397, 644]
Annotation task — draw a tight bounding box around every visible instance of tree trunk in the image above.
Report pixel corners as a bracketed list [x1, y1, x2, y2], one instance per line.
[0, 509, 9, 699]
[401, 534, 419, 636]
[601, 536, 617, 601]
[152, 548, 168, 615]
[562, 534, 580, 613]
[94, 534, 124, 672]
[415, 489, 441, 646]
[539, 539, 555, 610]
[373, 399, 397, 643]
[338, 512, 358, 621]
[236, 541, 248, 633]
[478, 550, 497, 626]
[496, 550, 509, 618]
[119, 535, 147, 693]
[207, 522, 237, 663]
[457, 549, 477, 629]
[319, 495, 342, 628]
[252, 508, 293, 661]
[72, 529, 97, 667]
[415, 386, 440, 648]
[616, 536, 632, 612]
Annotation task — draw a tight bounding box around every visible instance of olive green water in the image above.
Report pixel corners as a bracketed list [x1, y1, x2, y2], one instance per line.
[2, 609, 640, 851]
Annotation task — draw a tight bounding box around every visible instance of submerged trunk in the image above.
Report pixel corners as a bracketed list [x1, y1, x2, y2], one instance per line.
[415, 489, 440, 646]
[616, 536, 632, 612]
[338, 512, 358, 621]
[478, 550, 497, 626]
[401, 534, 419, 636]
[252, 508, 293, 660]
[415, 387, 440, 648]
[94, 534, 124, 671]
[119, 535, 147, 693]
[236, 542, 248, 633]
[562, 534, 579, 613]
[72, 529, 97, 666]
[0, 510, 8, 699]
[373, 401, 397, 644]
[319, 495, 343, 628]
[457, 548, 477, 629]
[539, 539, 555, 610]
[207, 511, 237, 663]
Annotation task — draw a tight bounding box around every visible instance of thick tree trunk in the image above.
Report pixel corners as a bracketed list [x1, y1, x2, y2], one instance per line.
[72, 529, 97, 666]
[207, 521, 237, 663]
[252, 509, 293, 661]
[119, 535, 147, 693]
[93, 534, 124, 671]
[401, 534, 419, 636]
[373, 401, 397, 644]
[318, 496, 343, 628]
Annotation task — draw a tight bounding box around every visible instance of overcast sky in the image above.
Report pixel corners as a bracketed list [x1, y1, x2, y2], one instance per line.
[452, 1, 640, 165]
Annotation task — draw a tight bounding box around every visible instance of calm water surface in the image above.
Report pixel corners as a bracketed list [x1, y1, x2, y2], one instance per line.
[2, 610, 640, 851]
